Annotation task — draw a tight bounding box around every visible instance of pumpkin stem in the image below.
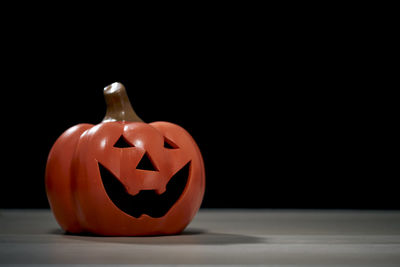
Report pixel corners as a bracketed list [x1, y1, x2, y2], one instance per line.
[102, 82, 143, 122]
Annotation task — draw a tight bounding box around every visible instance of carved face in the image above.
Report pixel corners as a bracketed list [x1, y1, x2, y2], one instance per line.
[97, 124, 192, 218]
[46, 121, 205, 236]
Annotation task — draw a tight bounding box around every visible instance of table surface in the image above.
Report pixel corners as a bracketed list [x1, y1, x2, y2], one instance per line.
[1, 209, 400, 266]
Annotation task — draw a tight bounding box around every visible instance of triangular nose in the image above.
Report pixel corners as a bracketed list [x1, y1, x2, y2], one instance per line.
[136, 152, 158, 171]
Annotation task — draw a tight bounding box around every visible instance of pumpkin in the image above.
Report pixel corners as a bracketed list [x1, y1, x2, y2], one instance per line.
[45, 82, 205, 236]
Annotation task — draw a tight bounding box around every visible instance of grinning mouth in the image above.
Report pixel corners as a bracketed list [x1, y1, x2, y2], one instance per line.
[98, 161, 191, 218]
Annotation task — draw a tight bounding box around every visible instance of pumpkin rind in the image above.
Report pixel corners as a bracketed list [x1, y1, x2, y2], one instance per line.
[46, 121, 205, 236]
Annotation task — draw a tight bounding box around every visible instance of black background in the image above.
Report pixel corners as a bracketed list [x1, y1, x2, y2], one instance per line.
[1, 12, 397, 210]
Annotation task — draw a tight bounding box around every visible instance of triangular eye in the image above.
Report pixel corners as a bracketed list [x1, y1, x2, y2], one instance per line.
[113, 135, 134, 148]
[136, 152, 158, 171]
[164, 137, 179, 149]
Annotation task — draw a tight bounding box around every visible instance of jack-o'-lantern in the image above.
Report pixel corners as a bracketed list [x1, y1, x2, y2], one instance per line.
[45, 82, 205, 236]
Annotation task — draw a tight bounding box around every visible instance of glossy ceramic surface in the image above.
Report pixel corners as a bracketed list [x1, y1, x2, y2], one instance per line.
[45, 83, 205, 236]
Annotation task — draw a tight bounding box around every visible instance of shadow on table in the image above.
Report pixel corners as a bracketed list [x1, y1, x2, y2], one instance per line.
[49, 228, 264, 245]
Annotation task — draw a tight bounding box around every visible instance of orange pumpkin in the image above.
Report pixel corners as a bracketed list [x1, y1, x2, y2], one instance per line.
[45, 83, 205, 236]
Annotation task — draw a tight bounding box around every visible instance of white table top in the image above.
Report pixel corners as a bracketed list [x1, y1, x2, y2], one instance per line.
[1, 209, 400, 266]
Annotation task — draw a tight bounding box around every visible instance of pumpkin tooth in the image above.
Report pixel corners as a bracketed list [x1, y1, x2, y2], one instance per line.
[127, 188, 140, 196]
[155, 187, 166, 195]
